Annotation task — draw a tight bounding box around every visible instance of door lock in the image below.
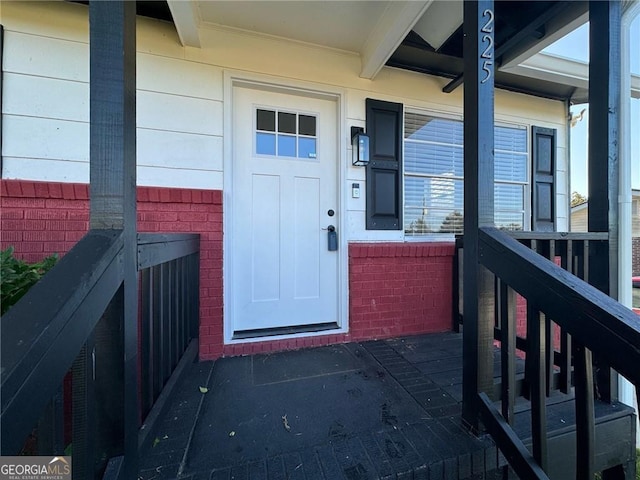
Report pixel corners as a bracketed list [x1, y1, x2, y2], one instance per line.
[325, 225, 338, 251]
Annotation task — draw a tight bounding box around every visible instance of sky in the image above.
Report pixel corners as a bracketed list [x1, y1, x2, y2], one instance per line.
[541, 16, 640, 195]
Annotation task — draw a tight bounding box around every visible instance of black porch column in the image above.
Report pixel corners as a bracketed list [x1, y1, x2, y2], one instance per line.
[588, 0, 620, 299]
[462, 0, 496, 430]
[582, 3, 621, 478]
[74, 1, 138, 477]
[588, 0, 621, 404]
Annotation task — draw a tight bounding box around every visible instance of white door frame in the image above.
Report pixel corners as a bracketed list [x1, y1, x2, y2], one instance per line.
[223, 72, 349, 344]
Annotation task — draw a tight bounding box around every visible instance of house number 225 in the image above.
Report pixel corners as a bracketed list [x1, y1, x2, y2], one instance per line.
[480, 9, 494, 84]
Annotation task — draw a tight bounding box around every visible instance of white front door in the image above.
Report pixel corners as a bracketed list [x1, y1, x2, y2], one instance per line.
[230, 85, 339, 334]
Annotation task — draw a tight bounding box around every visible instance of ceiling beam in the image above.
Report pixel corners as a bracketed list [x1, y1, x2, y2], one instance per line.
[501, 9, 589, 69]
[502, 52, 640, 102]
[167, 0, 201, 48]
[412, 0, 463, 51]
[360, 0, 433, 80]
[443, 1, 575, 94]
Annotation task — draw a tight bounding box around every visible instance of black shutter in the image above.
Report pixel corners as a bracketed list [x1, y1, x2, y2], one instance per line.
[531, 126, 556, 232]
[365, 98, 403, 230]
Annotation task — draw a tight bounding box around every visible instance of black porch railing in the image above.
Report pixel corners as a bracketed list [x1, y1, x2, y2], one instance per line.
[0, 230, 200, 477]
[454, 231, 608, 333]
[465, 228, 640, 479]
[137, 233, 200, 447]
[454, 232, 609, 398]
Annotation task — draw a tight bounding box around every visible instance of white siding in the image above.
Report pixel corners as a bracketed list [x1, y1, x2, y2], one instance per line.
[2, 0, 570, 237]
[571, 207, 589, 232]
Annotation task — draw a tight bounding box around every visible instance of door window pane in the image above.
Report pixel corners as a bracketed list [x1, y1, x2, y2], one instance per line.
[278, 135, 296, 157]
[298, 138, 317, 159]
[257, 109, 276, 132]
[256, 132, 276, 155]
[299, 115, 316, 136]
[278, 112, 297, 134]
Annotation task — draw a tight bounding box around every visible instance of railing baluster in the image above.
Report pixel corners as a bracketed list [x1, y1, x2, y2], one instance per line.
[176, 256, 184, 356]
[140, 269, 152, 417]
[161, 262, 171, 384]
[559, 332, 572, 395]
[72, 341, 95, 479]
[170, 259, 177, 370]
[499, 280, 517, 425]
[545, 241, 555, 395]
[184, 255, 191, 350]
[558, 240, 573, 394]
[152, 265, 162, 402]
[453, 238, 462, 332]
[37, 386, 65, 455]
[583, 240, 589, 283]
[573, 342, 595, 479]
[191, 252, 201, 340]
[526, 302, 548, 471]
[177, 258, 183, 358]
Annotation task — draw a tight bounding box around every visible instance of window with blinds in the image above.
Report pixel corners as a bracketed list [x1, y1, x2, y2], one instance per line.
[404, 111, 528, 236]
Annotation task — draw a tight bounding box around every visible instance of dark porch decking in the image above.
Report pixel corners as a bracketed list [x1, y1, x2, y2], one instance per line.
[138, 332, 635, 480]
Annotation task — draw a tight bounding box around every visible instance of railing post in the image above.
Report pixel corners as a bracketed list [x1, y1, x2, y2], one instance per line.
[462, 0, 496, 431]
[87, 1, 138, 477]
[588, 0, 621, 406]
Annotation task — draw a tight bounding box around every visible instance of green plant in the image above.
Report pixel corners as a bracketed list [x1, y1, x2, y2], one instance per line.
[1, 247, 57, 316]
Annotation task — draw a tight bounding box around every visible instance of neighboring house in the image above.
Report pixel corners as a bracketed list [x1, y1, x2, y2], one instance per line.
[0, 0, 617, 359]
[571, 189, 640, 275]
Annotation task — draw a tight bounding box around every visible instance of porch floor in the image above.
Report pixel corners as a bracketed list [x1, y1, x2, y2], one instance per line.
[137, 332, 634, 480]
[139, 332, 501, 479]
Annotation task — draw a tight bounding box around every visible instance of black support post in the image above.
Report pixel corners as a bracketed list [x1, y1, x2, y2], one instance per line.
[462, 0, 496, 431]
[588, 0, 621, 296]
[86, 1, 138, 477]
[588, 0, 621, 405]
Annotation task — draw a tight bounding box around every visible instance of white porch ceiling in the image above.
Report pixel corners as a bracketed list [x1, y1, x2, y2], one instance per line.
[171, 0, 432, 79]
[166, 0, 601, 100]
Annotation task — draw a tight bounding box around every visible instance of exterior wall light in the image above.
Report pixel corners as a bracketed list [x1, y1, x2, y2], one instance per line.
[351, 126, 370, 166]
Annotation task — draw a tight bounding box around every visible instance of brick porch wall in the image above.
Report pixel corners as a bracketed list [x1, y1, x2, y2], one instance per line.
[348, 243, 454, 338]
[1, 180, 456, 359]
[633, 238, 640, 276]
[221, 242, 455, 356]
[0, 180, 223, 360]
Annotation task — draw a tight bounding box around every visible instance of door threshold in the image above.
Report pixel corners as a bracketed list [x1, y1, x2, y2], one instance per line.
[232, 322, 339, 340]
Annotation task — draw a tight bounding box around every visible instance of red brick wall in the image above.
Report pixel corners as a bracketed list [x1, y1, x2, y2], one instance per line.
[633, 238, 640, 276]
[349, 243, 455, 338]
[0, 180, 223, 360]
[2, 180, 457, 359]
[220, 242, 455, 356]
